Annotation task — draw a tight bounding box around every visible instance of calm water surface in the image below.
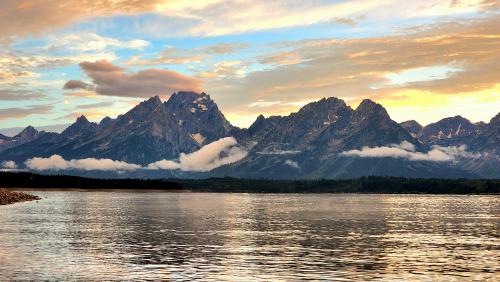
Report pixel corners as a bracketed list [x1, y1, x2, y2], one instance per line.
[0, 193, 498, 281]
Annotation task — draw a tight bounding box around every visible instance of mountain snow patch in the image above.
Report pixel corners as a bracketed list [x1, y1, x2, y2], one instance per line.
[190, 133, 206, 145]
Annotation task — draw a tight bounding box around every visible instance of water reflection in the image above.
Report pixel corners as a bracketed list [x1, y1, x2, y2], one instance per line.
[0, 193, 498, 281]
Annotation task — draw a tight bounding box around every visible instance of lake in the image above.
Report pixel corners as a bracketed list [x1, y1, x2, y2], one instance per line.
[0, 193, 498, 281]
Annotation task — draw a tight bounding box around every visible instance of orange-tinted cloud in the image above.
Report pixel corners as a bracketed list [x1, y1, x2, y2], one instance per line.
[0, 104, 52, 120]
[197, 15, 500, 127]
[72, 60, 202, 98]
[208, 16, 500, 107]
[0, 0, 162, 42]
[63, 80, 95, 91]
[0, 89, 45, 100]
[4, 0, 495, 42]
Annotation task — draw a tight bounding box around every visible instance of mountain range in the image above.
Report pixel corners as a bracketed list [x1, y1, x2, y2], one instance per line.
[1, 91, 498, 179]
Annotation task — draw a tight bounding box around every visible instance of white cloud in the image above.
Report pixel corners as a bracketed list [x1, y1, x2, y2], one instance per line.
[257, 150, 301, 155]
[25, 137, 248, 172]
[0, 50, 117, 86]
[151, 0, 424, 37]
[45, 33, 150, 52]
[1, 160, 17, 169]
[146, 160, 180, 170]
[284, 159, 300, 169]
[148, 137, 247, 172]
[25, 155, 142, 171]
[340, 141, 482, 162]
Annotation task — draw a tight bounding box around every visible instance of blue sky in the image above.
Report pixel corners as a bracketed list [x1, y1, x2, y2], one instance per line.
[0, 0, 499, 131]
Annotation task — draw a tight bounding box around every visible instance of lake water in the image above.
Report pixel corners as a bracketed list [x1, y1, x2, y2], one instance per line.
[0, 193, 498, 281]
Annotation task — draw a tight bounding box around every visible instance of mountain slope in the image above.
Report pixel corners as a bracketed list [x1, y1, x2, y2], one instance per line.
[214, 99, 458, 179]
[400, 120, 423, 138]
[0, 92, 498, 178]
[0, 126, 43, 153]
[419, 115, 482, 146]
[0, 93, 234, 165]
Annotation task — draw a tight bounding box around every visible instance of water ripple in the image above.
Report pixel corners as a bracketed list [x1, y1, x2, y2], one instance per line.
[0, 193, 498, 281]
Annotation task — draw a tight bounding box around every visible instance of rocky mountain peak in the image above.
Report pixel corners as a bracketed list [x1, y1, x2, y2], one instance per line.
[165, 91, 215, 114]
[356, 99, 386, 113]
[445, 115, 470, 123]
[14, 126, 39, 140]
[169, 91, 206, 102]
[400, 120, 422, 129]
[490, 112, 500, 126]
[419, 115, 477, 145]
[400, 120, 423, 137]
[140, 95, 163, 110]
[352, 99, 392, 125]
[165, 91, 233, 137]
[119, 96, 168, 124]
[0, 126, 41, 152]
[248, 114, 268, 134]
[0, 94, 498, 179]
[0, 133, 11, 140]
[76, 115, 89, 123]
[299, 97, 347, 113]
[61, 116, 98, 138]
[98, 116, 114, 129]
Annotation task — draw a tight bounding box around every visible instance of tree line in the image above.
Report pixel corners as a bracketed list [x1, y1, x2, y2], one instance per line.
[0, 171, 498, 194]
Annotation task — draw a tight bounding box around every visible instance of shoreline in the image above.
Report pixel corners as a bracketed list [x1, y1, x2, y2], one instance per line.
[11, 187, 190, 193]
[9, 187, 499, 195]
[0, 188, 41, 205]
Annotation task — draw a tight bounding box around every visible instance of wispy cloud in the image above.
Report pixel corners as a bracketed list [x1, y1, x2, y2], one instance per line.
[0, 0, 162, 43]
[63, 80, 95, 91]
[75, 101, 115, 110]
[202, 42, 249, 54]
[125, 49, 205, 66]
[0, 50, 116, 86]
[1, 0, 496, 42]
[44, 33, 149, 52]
[0, 105, 53, 120]
[206, 16, 500, 125]
[126, 43, 248, 67]
[0, 89, 45, 101]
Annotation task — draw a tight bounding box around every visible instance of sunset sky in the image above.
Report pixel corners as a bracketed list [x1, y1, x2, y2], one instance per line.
[1, 0, 499, 130]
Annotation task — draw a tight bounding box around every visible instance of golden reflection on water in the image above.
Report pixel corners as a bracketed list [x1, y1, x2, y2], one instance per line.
[0, 193, 498, 281]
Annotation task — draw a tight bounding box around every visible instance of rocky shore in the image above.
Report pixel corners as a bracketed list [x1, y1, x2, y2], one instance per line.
[0, 188, 41, 205]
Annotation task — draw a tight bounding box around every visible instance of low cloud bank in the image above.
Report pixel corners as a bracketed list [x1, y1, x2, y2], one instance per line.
[25, 137, 247, 172]
[340, 141, 481, 162]
[1, 160, 17, 169]
[148, 137, 247, 172]
[25, 155, 142, 171]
